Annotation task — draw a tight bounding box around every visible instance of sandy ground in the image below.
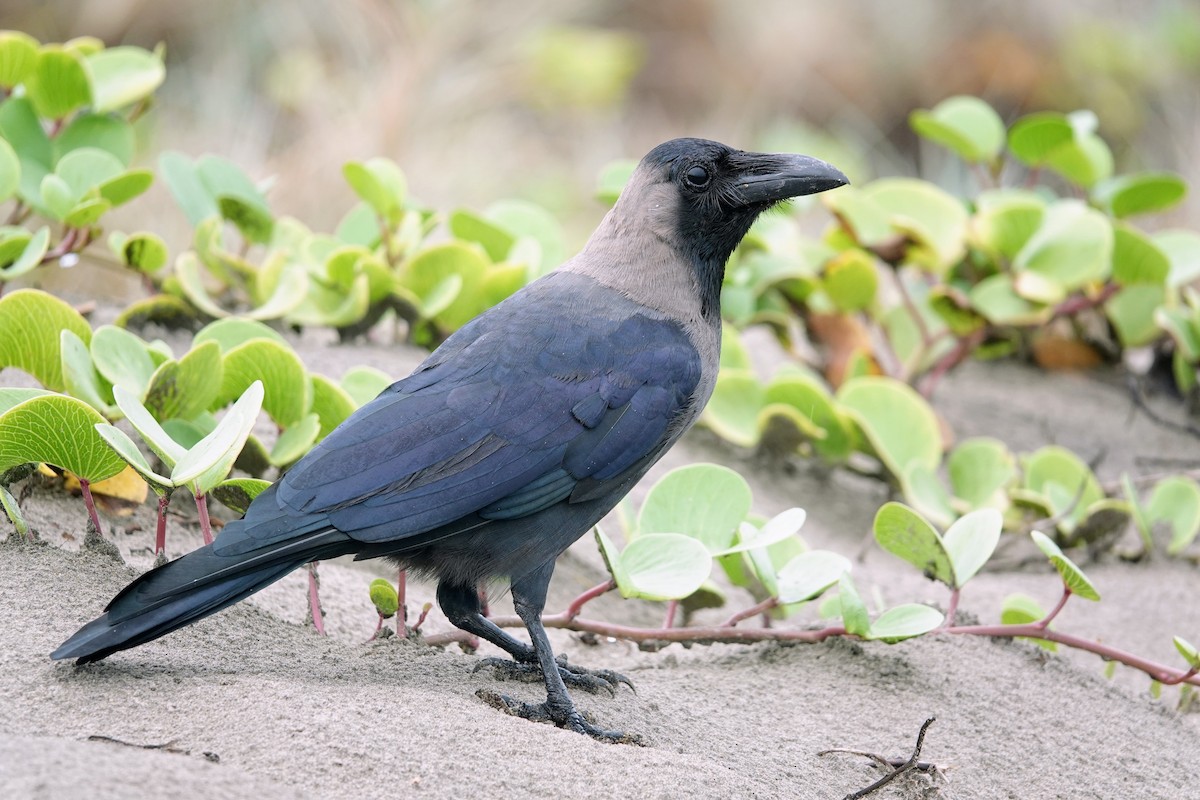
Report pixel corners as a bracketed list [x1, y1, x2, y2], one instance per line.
[2, 323, 1199, 799]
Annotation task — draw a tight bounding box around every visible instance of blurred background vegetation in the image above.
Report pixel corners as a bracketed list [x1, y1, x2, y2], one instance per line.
[7, 0, 1200, 256]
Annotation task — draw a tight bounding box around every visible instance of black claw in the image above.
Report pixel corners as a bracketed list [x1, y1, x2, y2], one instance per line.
[473, 655, 634, 696]
[475, 689, 646, 745]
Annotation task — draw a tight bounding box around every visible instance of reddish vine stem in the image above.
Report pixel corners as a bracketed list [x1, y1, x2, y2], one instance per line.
[396, 568, 408, 638]
[306, 563, 326, 635]
[662, 600, 679, 629]
[721, 596, 779, 628]
[154, 492, 170, 555]
[193, 492, 213, 545]
[78, 478, 103, 536]
[1050, 283, 1120, 320]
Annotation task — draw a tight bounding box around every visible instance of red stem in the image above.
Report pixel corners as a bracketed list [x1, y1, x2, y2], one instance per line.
[721, 596, 779, 628]
[194, 492, 213, 545]
[397, 568, 408, 638]
[563, 579, 616, 621]
[663, 600, 679, 629]
[412, 603, 432, 633]
[79, 478, 102, 536]
[1050, 283, 1120, 320]
[943, 588, 961, 629]
[154, 493, 169, 555]
[1038, 587, 1072, 629]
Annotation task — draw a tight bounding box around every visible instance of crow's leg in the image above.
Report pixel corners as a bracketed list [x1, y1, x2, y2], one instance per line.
[473, 563, 643, 744]
[437, 579, 629, 695]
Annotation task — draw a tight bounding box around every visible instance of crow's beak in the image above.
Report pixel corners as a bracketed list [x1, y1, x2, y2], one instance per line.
[731, 153, 849, 206]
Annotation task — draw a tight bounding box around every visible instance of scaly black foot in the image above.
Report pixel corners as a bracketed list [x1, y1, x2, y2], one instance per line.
[475, 689, 645, 745]
[472, 653, 634, 696]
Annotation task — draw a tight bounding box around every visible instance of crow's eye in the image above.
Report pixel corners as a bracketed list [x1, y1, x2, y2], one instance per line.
[684, 165, 710, 188]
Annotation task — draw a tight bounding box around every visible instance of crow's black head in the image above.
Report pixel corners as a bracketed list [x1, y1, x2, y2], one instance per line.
[626, 137, 848, 317]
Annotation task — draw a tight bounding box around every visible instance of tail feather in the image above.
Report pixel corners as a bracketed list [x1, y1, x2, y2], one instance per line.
[52, 527, 354, 664]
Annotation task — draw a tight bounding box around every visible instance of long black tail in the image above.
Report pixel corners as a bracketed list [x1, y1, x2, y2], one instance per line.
[51, 524, 355, 664]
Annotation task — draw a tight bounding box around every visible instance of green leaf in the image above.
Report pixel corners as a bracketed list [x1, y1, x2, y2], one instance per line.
[94, 423, 172, 489]
[610, 532, 712, 601]
[0, 393, 124, 482]
[971, 190, 1046, 261]
[24, 46, 90, 120]
[948, 437, 1016, 510]
[0, 135, 18, 203]
[0, 387, 50, 415]
[172, 380, 264, 493]
[310, 374, 357, 440]
[39, 173, 74, 219]
[860, 178, 968, 271]
[866, 604, 943, 643]
[595, 528, 631, 590]
[1045, 133, 1113, 189]
[821, 249, 878, 311]
[836, 573, 871, 637]
[1106, 284, 1167, 348]
[969, 274, 1050, 326]
[1174, 636, 1200, 670]
[369, 577, 399, 618]
[112, 385, 186, 467]
[1155, 230, 1200, 288]
[0, 31, 38, 89]
[775, 550, 851, 604]
[268, 413, 320, 466]
[637, 463, 752, 553]
[0, 225, 49, 280]
[449, 209, 514, 263]
[143, 341, 223, 422]
[98, 168, 153, 207]
[1156, 306, 1200, 362]
[485, 199, 567, 273]
[873, 501, 955, 585]
[0, 96, 51, 204]
[716, 508, 806, 556]
[909, 95, 1005, 163]
[1111, 224, 1170, 286]
[340, 365, 392, 407]
[64, 197, 111, 228]
[90, 324, 156, 398]
[1095, 172, 1188, 218]
[0, 288, 92, 391]
[1030, 530, 1101, 601]
[111, 231, 169, 273]
[197, 155, 268, 212]
[84, 45, 165, 113]
[343, 158, 406, 223]
[824, 187, 893, 248]
[702, 370, 763, 448]
[173, 251, 230, 319]
[763, 371, 854, 462]
[402, 243, 490, 329]
[218, 195, 274, 244]
[1145, 476, 1200, 554]
[59, 329, 111, 414]
[1008, 112, 1074, 166]
[334, 202, 381, 247]
[943, 508, 1002, 586]
[211, 477, 271, 515]
[55, 146, 124, 199]
[1000, 593, 1056, 650]
[217, 338, 311, 427]
[1023, 446, 1104, 533]
[159, 151, 219, 225]
[54, 113, 134, 165]
[838, 376, 942, 479]
[193, 317, 287, 353]
[1014, 200, 1113, 291]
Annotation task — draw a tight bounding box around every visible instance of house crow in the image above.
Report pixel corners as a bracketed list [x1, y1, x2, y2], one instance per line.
[52, 138, 847, 741]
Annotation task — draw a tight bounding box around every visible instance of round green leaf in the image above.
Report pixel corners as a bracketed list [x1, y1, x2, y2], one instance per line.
[60, 329, 111, 414]
[310, 373, 357, 440]
[943, 508, 1002, 586]
[866, 604, 944, 643]
[144, 340, 223, 422]
[54, 113, 134, 165]
[211, 477, 272, 515]
[1112, 224, 1169, 286]
[1106, 284, 1166, 348]
[0, 288, 91, 391]
[449, 209, 514, 263]
[0, 225, 49, 280]
[55, 146, 124, 198]
[595, 527, 631, 590]
[0, 96, 51, 204]
[909, 95, 1005, 163]
[637, 463, 752, 553]
[716, 508, 806, 556]
[764, 372, 853, 462]
[216, 338, 311, 427]
[343, 158, 406, 223]
[98, 169, 153, 207]
[0, 31, 38, 89]
[1145, 476, 1200, 555]
[1095, 172, 1188, 218]
[948, 437, 1016, 509]
[159, 151, 219, 226]
[860, 178, 968, 271]
[0, 387, 50, 414]
[1030, 530, 1101, 601]
[94, 423, 172, 489]
[112, 231, 169, 273]
[1174, 636, 1200, 670]
[0, 136, 18, 203]
[775, 549, 852, 604]
[340, 365, 392, 407]
[1023, 446, 1104, 532]
[1015, 200, 1113, 290]
[836, 572, 870, 637]
[485, 199, 567, 272]
[969, 273, 1050, 326]
[84, 46, 165, 113]
[1155, 230, 1200, 289]
[1008, 112, 1074, 166]
[616, 532, 712, 601]
[702, 370, 763, 449]
[822, 249, 878, 311]
[823, 187, 892, 248]
[112, 385, 186, 467]
[595, 159, 636, 206]
[1000, 593, 1057, 652]
[218, 196, 275, 245]
[64, 197, 111, 228]
[25, 46, 90, 120]
[1045, 134, 1113, 189]
[402, 242, 490, 329]
[172, 380, 264, 491]
[193, 317, 287, 353]
[970, 190, 1046, 261]
[268, 413, 320, 467]
[369, 578, 399, 618]
[90, 324, 156, 398]
[873, 501, 955, 585]
[838, 376, 942, 479]
[0, 393, 124, 482]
